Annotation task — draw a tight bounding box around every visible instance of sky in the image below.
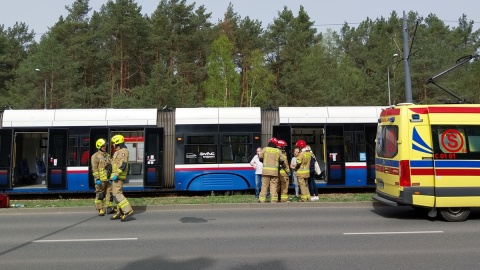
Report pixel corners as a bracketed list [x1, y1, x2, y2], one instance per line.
[1, 0, 479, 40]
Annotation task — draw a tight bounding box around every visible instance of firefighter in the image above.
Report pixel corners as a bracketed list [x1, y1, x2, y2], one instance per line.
[294, 139, 311, 202]
[109, 135, 134, 222]
[91, 138, 113, 216]
[277, 140, 291, 202]
[258, 137, 285, 203]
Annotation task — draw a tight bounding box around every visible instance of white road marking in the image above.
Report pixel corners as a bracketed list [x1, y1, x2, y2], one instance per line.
[344, 231, 444, 235]
[32, 238, 138, 243]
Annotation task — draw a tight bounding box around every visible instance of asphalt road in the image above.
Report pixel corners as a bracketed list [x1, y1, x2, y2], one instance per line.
[1, 203, 480, 270]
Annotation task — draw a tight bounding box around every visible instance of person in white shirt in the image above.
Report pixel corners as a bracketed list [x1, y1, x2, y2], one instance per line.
[250, 147, 263, 199]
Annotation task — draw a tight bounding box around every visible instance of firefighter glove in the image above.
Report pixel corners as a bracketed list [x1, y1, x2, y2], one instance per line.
[111, 174, 118, 181]
[95, 179, 102, 186]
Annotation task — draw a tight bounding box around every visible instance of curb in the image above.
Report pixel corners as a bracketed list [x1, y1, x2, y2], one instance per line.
[0, 201, 387, 215]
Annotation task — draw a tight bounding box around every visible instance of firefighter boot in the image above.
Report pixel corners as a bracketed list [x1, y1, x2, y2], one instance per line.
[121, 210, 134, 222]
[110, 209, 123, 220]
[106, 207, 115, 215]
[98, 209, 105, 216]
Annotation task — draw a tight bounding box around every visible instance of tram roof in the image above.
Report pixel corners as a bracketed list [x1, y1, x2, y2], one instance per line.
[175, 107, 261, 125]
[2, 108, 158, 127]
[279, 106, 385, 124]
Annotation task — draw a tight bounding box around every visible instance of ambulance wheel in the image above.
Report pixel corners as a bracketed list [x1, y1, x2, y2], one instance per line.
[439, 207, 470, 222]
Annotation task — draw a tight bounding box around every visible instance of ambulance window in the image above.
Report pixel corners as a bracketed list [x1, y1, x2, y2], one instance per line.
[376, 125, 398, 158]
[468, 136, 480, 152]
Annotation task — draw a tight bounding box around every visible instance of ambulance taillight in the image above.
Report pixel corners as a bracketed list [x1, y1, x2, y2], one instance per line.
[399, 160, 411, 187]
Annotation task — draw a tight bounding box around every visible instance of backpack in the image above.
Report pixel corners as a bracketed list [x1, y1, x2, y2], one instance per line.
[309, 155, 321, 175]
[309, 155, 316, 175]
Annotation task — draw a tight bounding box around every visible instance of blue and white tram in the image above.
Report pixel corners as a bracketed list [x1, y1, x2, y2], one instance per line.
[0, 106, 385, 194]
[174, 107, 262, 191]
[0, 109, 164, 193]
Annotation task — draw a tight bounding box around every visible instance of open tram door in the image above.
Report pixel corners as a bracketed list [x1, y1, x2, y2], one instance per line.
[272, 125, 292, 156]
[47, 128, 68, 189]
[0, 129, 13, 189]
[89, 128, 109, 188]
[144, 127, 164, 187]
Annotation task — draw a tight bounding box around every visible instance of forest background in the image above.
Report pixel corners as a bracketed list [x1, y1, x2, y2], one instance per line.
[0, 0, 479, 110]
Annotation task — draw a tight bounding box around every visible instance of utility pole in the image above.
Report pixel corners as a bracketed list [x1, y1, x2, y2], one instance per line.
[403, 11, 413, 103]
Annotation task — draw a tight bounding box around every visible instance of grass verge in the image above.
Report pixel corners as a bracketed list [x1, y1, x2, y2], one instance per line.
[8, 193, 374, 208]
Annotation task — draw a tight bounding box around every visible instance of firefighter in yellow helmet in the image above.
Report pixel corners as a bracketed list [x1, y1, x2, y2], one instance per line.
[109, 135, 134, 222]
[277, 139, 291, 202]
[91, 138, 113, 216]
[294, 139, 311, 202]
[258, 137, 286, 203]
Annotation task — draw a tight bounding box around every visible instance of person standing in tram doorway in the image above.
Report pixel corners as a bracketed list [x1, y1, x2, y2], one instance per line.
[258, 137, 285, 203]
[91, 138, 113, 216]
[277, 140, 291, 202]
[249, 147, 263, 200]
[294, 140, 311, 202]
[109, 135, 134, 222]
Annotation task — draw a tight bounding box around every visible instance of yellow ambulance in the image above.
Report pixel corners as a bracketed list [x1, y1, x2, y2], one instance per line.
[373, 103, 480, 221]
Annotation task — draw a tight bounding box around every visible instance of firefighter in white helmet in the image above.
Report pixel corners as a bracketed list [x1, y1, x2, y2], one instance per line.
[91, 138, 113, 216]
[109, 135, 134, 222]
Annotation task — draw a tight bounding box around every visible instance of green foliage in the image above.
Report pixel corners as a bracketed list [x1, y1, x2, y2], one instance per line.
[1, 2, 480, 109]
[203, 34, 239, 107]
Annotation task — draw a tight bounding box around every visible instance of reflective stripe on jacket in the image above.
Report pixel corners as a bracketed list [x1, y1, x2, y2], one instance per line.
[111, 146, 129, 180]
[91, 151, 110, 181]
[259, 146, 284, 177]
[279, 152, 290, 176]
[296, 151, 311, 178]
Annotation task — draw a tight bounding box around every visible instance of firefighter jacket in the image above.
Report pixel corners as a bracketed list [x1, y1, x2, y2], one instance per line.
[279, 152, 291, 177]
[111, 145, 129, 181]
[91, 150, 111, 181]
[259, 146, 285, 177]
[296, 149, 311, 178]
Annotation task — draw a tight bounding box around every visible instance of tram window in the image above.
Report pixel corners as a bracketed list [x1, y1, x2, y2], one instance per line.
[185, 135, 216, 164]
[221, 135, 252, 163]
[68, 147, 76, 166]
[187, 136, 214, 145]
[80, 147, 89, 166]
[68, 137, 78, 166]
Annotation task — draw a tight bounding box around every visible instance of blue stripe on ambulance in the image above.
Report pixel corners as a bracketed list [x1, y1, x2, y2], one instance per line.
[412, 127, 433, 154]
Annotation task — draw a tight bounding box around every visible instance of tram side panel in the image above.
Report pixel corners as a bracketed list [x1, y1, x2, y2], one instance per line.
[175, 124, 260, 191]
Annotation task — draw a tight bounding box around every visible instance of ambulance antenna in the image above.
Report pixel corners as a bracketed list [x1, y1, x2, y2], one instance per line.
[425, 54, 478, 104]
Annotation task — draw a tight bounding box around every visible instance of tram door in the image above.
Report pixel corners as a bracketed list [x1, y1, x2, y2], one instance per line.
[47, 128, 68, 189]
[89, 128, 109, 188]
[273, 125, 292, 155]
[325, 125, 345, 184]
[144, 127, 164, 187]
[0, 129, 13, 189]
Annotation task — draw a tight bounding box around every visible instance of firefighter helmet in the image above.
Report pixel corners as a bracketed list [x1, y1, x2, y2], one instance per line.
[269, 137, 279, 146]
[277, 140, 287, 148]
[295, 139, 306, 149]
[95, 138, 107, 149]
[111, 135, 125, 145]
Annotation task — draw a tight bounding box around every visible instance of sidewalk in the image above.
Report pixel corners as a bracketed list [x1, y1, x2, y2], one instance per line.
[0, 201, 385, 214]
